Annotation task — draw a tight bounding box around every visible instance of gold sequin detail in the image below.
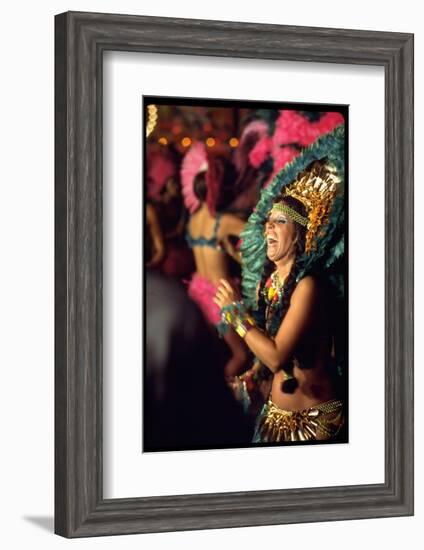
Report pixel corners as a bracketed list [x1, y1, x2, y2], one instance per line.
[278, 160, 341, 254]
[255, 398, 344, 442]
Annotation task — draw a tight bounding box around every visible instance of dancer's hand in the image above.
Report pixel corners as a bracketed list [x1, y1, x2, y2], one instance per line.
[213, 279, 242, 309]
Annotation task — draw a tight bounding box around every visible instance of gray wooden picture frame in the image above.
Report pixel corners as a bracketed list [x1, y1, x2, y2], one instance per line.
[54, 11, 414, 538]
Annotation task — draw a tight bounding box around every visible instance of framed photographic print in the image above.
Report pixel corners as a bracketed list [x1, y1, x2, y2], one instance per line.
[55, 11, 414, 537]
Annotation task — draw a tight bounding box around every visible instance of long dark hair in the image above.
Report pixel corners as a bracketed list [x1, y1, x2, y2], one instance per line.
[255, 195, 307, 389]
[193, 171, 207, 202]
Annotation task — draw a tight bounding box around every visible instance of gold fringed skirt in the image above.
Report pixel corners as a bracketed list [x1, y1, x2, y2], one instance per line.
[253, 398, 344, 443]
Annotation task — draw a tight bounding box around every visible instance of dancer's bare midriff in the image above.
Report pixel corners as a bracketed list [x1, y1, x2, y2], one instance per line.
[270, 323, 337, 411]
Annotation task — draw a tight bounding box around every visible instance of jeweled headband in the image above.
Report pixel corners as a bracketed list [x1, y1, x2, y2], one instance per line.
[269, 202, 309, 227]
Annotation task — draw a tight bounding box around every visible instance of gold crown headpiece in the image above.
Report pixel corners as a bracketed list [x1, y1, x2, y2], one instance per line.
[270, 160, 341, 253]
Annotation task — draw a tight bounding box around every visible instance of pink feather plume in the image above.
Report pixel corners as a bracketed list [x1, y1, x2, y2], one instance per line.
[181, 141, 208, 213]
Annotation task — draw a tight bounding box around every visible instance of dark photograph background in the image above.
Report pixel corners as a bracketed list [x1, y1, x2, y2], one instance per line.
[143, 97, 348, 453]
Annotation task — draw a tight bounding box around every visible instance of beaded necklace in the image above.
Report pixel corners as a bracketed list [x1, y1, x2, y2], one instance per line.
[262, 270, 286, 333]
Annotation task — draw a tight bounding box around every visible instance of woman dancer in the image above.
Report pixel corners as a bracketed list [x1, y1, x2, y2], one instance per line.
[214, 126, 346, 442]
[182, 142, 249, 378]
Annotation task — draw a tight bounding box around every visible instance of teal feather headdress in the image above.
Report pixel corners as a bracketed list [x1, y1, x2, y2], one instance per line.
[240, 124, 346, 309]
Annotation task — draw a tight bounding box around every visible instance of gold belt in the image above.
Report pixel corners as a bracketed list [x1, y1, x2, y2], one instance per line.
[255, 398, 344, 442]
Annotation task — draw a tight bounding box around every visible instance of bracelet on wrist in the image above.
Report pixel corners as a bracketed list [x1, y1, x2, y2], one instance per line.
[234, 315, 255, 338]
[217, 300, 255, 338]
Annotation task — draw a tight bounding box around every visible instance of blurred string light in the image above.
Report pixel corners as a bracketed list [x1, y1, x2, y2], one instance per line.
[146, 104, 158, 138]
[158, 137, 168, 145]
[181, 137, 192, 147]
[206, 137, 216, 148]
[229, 137, 239, 147]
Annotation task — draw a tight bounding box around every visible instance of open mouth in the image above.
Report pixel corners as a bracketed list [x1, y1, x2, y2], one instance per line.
[267, 236, 278, 245]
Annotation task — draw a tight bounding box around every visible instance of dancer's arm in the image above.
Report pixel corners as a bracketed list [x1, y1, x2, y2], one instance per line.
[214, 277, 318, 372]
[146, 204, 165, 267]
[219, 214, 245, 239]
[221, 236, 242, 263]
[219, 214, 245, 263]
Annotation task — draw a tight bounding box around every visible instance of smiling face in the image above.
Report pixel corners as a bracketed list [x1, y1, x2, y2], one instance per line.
[265, 203, 298, 263]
